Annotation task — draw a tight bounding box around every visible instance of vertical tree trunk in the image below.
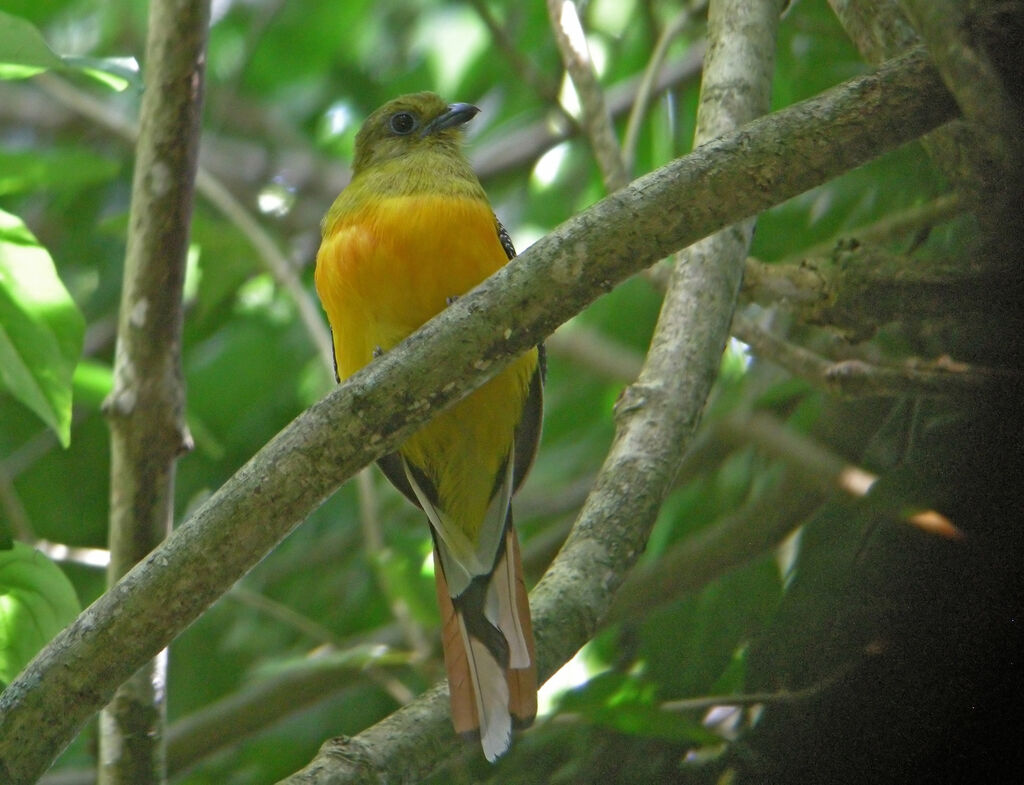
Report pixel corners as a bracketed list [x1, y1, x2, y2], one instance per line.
[99, 0, 210, 782]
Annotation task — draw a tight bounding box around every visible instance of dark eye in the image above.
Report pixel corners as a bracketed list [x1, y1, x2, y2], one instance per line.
[389, 111, 418, 135]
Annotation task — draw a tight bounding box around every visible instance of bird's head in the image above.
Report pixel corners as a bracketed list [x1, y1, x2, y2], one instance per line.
[352, 92, 480, 174]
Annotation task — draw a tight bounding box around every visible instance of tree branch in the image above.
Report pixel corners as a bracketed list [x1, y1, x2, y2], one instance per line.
[279, 0, 781, 781]
[827, 0, 1020, 242]
[0, 49, 957, 785]
[827, 0, 919, 63]
[731, 313, 1019, 397]
[898, 0, 1021, 146]
[546, 0, 630, 189]
[622, 2, 704, 174]
[465, 0, 562, 105]
[603, 0, 785, 684]
[896, 0, 1024, 252]
[784, 193, 962, 261]
[741, 239, 1010, 341]
[98, 0, 209, 782]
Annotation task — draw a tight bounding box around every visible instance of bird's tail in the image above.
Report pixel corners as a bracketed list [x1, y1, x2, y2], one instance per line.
[434, 526, 537, 761]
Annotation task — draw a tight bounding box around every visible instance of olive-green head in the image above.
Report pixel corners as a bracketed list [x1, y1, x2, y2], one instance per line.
[352, 92, 480, 175]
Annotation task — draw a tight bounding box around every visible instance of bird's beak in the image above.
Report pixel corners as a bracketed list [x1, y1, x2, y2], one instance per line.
[422, 102, 480, 136]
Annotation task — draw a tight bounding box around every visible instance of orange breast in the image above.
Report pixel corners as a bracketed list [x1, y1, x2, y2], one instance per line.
[316, 194, 510, 379]
[315, 193, 537, 541]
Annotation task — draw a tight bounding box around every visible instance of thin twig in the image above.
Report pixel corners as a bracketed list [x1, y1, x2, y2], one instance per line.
[546, 0, 630, 190]
[465, 0, 562, 105]
[0, 465, 35, 541]
[622, 2, 704, 174]
[718, 410, 960, 539]
[731, 313, 1019, 398]
[608, 469, 825, 623]
[4, 52, 703, 224]
[475, 46, 704, 179]
[194, 168, 336, 374]
[356, 468, 432, 659]
[552, 657, 862, 727]
[660, 657, 862, 713]
[789, 193, 962, 261]
[546, 324, 644, 381]
[228, 585, 420, 707]
[227, 585, 346, 648]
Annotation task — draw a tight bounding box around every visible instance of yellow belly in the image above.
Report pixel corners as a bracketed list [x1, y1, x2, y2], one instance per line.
[315, 194, 537, 540]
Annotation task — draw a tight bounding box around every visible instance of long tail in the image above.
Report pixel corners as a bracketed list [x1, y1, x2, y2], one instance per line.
[433, 526, 537, 761]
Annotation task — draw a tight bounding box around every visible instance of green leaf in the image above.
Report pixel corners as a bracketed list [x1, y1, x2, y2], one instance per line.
[0, 209, 85, 447]
[0, 11, 140, 90]
[556, 670, 721, 744]
[60, 55, 141, 92]
[0, 148, 121, 196]
[599, 702, 721, 744]
[72, 359, 113, 410]
[0, 541, 81, 685]
[640, 555, 782, 698]
[0, 9, 63, 76]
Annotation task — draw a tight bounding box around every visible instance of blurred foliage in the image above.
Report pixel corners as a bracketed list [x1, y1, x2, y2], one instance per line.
[0, 0, 1021, 783]
[0, 209, 83, 447]
[0, 540, 81, 684]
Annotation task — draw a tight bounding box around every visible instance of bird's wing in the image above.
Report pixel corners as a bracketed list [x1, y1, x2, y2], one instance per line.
[513, 350, 544, 493]
[401, 444, 513, 597]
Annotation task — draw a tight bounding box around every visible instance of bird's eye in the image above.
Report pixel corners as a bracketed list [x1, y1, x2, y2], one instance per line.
[389, 111, 418, 135]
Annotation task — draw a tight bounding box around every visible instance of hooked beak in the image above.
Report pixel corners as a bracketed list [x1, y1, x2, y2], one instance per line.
[421, 102, 480, 136]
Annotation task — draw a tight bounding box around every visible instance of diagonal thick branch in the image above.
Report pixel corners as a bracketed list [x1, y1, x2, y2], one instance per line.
[0, 49, 956, 785]
[280, 2, 776, 780]
[590, 0, 784, 642]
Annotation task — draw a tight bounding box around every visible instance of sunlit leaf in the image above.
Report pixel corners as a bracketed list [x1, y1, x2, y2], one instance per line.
[60, 55, 141, 92]
[0, 541, 81, 685]
[71, 359, 113, 410]
[0, 10, 63, 75]
[0, 11, 139, 90]
[0, 209, 84, 447]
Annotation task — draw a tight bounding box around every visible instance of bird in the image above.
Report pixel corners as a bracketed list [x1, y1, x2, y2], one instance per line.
[314, 92, 542, 761]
